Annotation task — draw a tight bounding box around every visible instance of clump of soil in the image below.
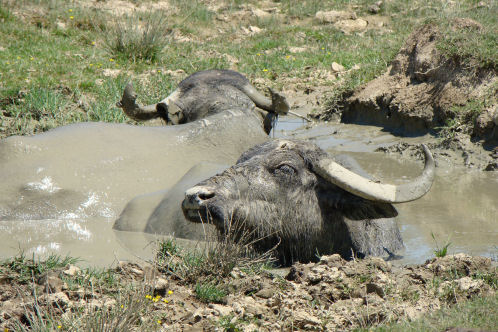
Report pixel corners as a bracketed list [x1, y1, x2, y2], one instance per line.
[1, 254, 495, 331]
[317, 21, 497, 170]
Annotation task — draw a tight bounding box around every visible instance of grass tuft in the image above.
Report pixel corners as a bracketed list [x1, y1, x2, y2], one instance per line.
[102, 12, 171, 62]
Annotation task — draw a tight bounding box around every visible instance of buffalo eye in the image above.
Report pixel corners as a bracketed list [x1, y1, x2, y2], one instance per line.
[273, 164, 296, 175]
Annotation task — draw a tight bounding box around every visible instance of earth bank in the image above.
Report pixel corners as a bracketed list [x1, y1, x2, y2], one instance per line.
[313, 21, 497, 171]
[0, 253, 496, 331]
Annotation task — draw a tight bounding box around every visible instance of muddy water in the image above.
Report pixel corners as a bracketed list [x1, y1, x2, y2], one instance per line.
[0, 117, 496, 266]
[274, 118, 498, 264]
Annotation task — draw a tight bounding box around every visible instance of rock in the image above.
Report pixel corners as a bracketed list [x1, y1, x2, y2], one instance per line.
[292, 310, 321, 328]
[319, 254, 346, 267]
[208, 303, 233, 316]
[366, 283, 385, 298]
[334, 18, 368, 34]
[252, 8, 271, 19]
[331, 62, 345, 72]
[241, 25, 263, 35]
[368, 1, 383, 14]
[288, 46, 307, 53]
[153, 277, 169, 296]
[37, 271, 64, 293]
[315, 10, 356, 24]
[40, 292, 71, 309]
[63, 264, 81, 276]
[255, 287, 274, 299]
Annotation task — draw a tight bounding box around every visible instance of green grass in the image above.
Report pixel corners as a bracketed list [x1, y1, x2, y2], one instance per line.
[0, 252, 79, 283]
[195, 282, 227, 304]
[1, 0, 494, 138]
[353, 293, 498, 332]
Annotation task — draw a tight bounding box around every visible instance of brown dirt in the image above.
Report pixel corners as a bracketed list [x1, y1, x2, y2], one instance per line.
[314, 21, 497, 170]
[1, 254, 496, 331]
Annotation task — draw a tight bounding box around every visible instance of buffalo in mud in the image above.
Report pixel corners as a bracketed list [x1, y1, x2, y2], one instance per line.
[182, 139, 435, 265]
[117, 69, 290, 133]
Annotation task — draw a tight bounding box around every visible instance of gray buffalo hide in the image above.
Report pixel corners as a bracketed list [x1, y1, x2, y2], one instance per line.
[0, 109, 267, 224]
[114, 161, 227, 239]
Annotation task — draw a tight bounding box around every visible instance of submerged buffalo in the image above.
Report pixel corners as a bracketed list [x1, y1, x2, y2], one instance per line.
[182, 139, 435, 265]
[0, 70, 291, 262]
[117, 69, 289, 133]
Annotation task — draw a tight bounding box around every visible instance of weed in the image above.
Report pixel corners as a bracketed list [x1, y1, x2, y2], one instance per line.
[1, 252, 78, 284]
[102, 12, 171, 62]
[195, 282, 227, 304]
[431, 232, 452, 258]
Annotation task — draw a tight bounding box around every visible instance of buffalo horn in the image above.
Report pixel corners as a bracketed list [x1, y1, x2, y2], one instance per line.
[116, 83, 159, 121]
[314, 145, 435, 203]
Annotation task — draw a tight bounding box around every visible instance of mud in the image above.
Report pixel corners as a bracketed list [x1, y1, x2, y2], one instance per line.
[313, 21, 497, 170]
[0, 254, 495, 331]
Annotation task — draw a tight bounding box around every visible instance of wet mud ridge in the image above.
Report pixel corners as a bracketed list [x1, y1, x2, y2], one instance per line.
[317, 20, 497, 170]
[1, 254, 495, 331]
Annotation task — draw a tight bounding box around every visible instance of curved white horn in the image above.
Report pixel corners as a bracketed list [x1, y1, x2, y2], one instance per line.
[314, 145, 435, 203]
[116, 83, 159, 121]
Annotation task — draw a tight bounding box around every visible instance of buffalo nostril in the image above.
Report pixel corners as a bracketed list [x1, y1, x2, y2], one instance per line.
[198, 191, 215, 200]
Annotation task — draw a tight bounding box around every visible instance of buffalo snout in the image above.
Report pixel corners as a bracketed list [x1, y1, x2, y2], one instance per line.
[182, 186, 216, 222]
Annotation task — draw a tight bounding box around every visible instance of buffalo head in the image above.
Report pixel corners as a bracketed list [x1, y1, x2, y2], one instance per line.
[182, 139, 435, 265]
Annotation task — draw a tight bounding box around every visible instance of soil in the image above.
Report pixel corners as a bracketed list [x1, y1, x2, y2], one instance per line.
[312, 21, 497, 171]
[0, 254, 496, 331]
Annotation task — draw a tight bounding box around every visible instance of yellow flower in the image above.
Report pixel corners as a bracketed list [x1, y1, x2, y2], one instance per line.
[167, 290, 173, 295]
[89, 63, 93, 67]
[30, 57, 34, 60]
[69, 9, 73, 12]
[91, 41, 96, 46]
[57, 326, 62, 329]
[145, 294, 152, 299]
[163, 299, 169, 303]
[256, 53, 261, 56]
[157, 320, 162, 324]
[69, 16, 74, 20]
[120, 304, 124, 308]
[262, 69, 268, 72]
[285, 55, 290, 59]
[321, 47, 325, 50]
[109, 58, 114, 62]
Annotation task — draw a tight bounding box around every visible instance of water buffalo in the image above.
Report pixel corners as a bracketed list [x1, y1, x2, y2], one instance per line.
[182, 139, 435, 265]
[0, 71, 289, 262]
[117, 69, 290, 133]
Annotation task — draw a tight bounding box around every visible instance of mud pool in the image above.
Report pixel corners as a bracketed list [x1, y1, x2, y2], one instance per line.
[0, 117, 496, 267]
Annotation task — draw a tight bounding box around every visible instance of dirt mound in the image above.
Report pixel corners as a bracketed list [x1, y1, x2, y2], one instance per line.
[1, 254, 495, 331]
[341, 21, 497, 139]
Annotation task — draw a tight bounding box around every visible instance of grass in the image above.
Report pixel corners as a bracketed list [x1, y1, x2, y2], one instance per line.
[1, 0, 495, 138]
[353, 293, 498, 332]
[0, 252, 79, 283]
[195, 282, 227, 304]
[431, 232, 452, 258]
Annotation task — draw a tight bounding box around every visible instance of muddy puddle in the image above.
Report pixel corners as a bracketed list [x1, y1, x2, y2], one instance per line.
[0, 118, 496, 267]
[274, 118, 498, 264]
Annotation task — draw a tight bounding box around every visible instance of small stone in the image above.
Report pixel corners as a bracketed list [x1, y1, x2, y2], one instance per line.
[38, 271, 64, 293]
[366, 283, 385, 298]
[315, 10, 356, 24]
[334, 18, 368, 34]
[289, 46, 307, 53]
[153, 277, 169, 296]
[252, 8, 271, 19]
[255, 287, 274, 299]
[331, 62, 345, 72]
[63, 264, 81, 276]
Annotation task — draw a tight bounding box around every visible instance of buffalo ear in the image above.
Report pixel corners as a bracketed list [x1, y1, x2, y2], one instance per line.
[156, 102, 169, 122]
[340, 200, 398, 221]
